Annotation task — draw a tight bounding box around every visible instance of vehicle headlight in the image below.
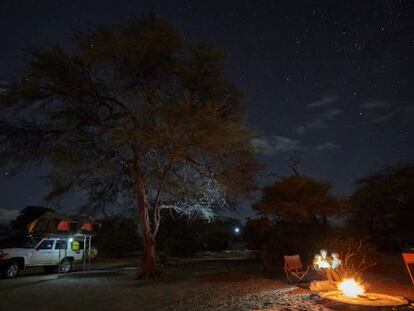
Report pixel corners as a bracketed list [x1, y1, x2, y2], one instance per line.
[0, 251, 8, 259]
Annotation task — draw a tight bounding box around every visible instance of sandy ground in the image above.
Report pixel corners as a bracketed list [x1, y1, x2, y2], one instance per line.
[0, 256, 413, 311]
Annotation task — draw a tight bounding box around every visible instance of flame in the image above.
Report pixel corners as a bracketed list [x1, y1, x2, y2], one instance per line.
[338, 278, 365, 298]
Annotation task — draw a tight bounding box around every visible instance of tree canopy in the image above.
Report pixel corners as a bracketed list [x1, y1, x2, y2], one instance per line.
[349, 162, 414, 250]
[253, 175, 337, 224]
[10, 205, 54, 233]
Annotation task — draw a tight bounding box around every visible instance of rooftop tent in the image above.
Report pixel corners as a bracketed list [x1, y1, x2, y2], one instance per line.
[57, 220, 71, 232]
[27, 211, 100, 235]
[71, 216, 101, 235]
[27, 211, 70, 234]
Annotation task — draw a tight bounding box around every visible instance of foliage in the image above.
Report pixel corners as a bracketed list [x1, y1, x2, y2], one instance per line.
[10, 205, 54, 233]
[259, 220, 331, 272]
[0, 223, 11, 241]
[348, 162, 414, 251]
[157, 215, 242, 256]
[202, 217, 243, 251]
[157, 214, 202, 256]
[253, 175, 337, 224]
[93, 216, 141, 258]
[244, 217, 272, 250]
[0, 15, 260, 278]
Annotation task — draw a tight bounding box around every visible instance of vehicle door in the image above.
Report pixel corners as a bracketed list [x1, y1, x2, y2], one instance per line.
[30, 239, 56, 266]
[68, 239, 83, 261]
[53, 239, 69, 264]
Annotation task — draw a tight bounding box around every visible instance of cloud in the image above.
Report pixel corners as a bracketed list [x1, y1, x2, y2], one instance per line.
[307, 95, 339, 108]
[252, 136, 340, 155]
[295, 108, 343, 135]
[250, 137, 276, 156]
[316, 142, 341, 151]
[251, 136, 302, 155]
[359, 101, 394, 123]
[273, 136, 302, 152]
[296, 95, 343, 135]
[371, 111, 398, 123]
[365, 103, 414, 124]
[323, 109, 344, 120]
[360, 101, 388, 109]
[305, 118, 327, 129]
[357, 100, 404, 124]
[296, 126, 307, 135]
[0, 208, 19, 224]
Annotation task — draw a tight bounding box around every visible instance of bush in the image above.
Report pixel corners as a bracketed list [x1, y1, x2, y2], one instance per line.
[259, 221, 329, 272]
[94, 216, 140, 258]
[157, 214, 242, 256]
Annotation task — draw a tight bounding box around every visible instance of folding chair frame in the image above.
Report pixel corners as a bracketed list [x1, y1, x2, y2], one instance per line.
[284, 255, 311, 284]
[402, 253, 414, 285]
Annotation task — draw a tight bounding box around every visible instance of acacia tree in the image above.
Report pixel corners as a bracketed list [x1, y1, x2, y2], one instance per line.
[349, 163, 414, 250]
[0, 16, 260, 279]
[253, 175, 337, 224]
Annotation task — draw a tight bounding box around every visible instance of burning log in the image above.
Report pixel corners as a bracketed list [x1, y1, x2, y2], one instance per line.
[337, 278, 365, 298]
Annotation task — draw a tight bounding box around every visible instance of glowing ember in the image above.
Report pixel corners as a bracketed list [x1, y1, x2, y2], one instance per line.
[338, 278, 365, 298]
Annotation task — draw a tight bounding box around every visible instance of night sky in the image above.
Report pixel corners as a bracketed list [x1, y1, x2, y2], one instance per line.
[0, 1, 413, 221]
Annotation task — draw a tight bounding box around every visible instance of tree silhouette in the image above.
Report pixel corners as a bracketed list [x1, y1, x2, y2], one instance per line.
[253, 175, 337, 224]
[10, 205, 54, 233]
[349, 162, 414, 250]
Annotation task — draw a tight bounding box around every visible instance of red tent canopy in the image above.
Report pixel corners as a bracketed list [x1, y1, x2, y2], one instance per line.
[57, 221, 71, 232]
[27, 212, 100, 235]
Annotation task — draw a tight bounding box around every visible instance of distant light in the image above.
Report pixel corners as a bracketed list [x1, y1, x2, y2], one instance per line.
[68, 237, 74, 243]
[234, 227, 240, 234]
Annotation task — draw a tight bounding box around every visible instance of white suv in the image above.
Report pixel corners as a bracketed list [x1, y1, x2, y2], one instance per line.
[0, 235, 85, 278]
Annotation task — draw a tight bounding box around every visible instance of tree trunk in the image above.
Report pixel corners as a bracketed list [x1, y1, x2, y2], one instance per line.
[135, 235, 158, 279]
[134, 178, 159, 280]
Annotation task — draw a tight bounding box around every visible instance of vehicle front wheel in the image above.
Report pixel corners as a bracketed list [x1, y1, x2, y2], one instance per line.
[59, 258, 72, 273]
[3, 261, 20, 278]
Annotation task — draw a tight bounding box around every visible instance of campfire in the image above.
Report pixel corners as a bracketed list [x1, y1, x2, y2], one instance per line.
[312, 248, 409, 307]
[311, 250, 408, 307]
[337, 278, 364, 298]
[320, 274, 408, 307]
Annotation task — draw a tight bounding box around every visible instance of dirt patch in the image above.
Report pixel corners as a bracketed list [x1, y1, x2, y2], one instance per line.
[1, 257, 413, 311]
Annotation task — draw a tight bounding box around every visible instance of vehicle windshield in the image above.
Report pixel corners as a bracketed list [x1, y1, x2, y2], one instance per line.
[20, 236, 42, 248]
[0, 235, 42, 249]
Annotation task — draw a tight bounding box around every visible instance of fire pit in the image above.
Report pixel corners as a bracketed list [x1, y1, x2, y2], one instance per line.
[320, 278, 409, 308]
[320, 291, 408, 307]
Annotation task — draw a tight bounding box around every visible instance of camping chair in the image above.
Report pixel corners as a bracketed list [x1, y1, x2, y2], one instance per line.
[284, 255, 311, 284]
[402, 253, 414, 285]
